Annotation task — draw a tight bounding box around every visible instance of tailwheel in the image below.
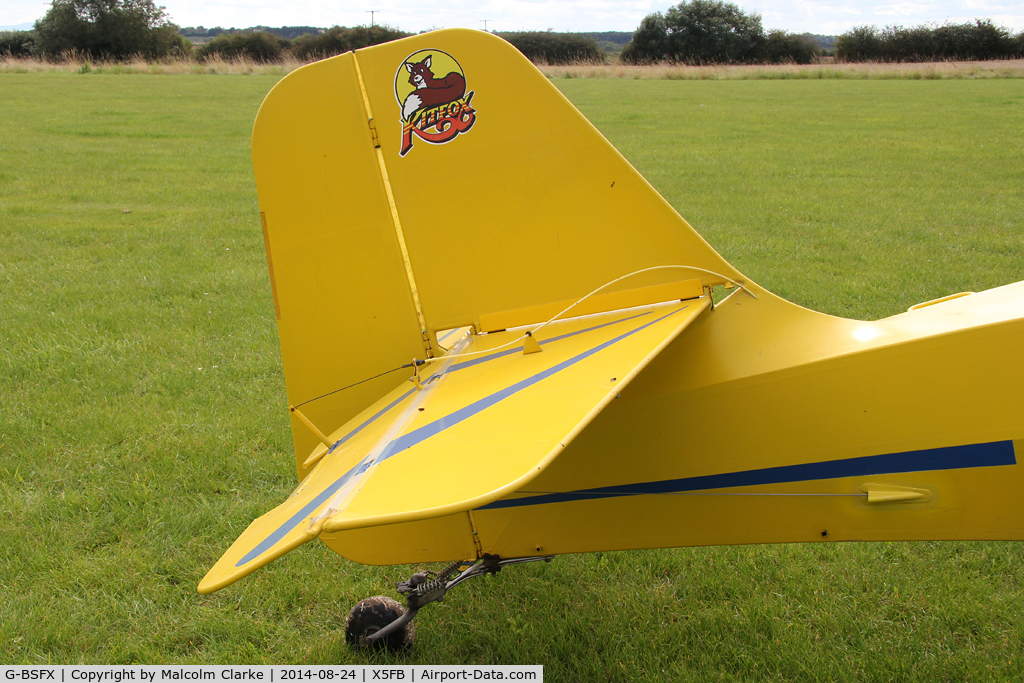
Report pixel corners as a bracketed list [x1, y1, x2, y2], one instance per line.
[347, 555, 554, 650]
[345, 596, 416, 651]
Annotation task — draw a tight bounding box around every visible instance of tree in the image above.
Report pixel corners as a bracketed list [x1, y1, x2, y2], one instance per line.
[34, 0, 187, 60]
[620, 14, 670, 63]
[622, 0, 765, 64]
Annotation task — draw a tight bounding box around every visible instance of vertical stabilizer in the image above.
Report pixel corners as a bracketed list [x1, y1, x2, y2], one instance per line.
[252, 31, 750, 475]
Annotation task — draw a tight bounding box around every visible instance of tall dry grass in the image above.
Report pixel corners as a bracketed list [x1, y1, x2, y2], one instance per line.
[3, 53, 1023, 79]
[0, 54, 306, 75]
[538, 57, 1024, 80]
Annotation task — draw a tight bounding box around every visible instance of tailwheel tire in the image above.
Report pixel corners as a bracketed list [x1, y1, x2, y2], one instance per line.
[345, 596, 415, 651]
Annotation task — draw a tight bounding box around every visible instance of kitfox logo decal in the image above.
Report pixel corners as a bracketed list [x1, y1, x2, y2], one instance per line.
[395, 49, 476, 157]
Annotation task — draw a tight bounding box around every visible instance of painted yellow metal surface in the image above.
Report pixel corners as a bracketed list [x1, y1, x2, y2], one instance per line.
[351, 34, 740, 336]
[469, 284, 1024, 558]
[252, 30, 743, 480]
[201, 28, 1024, 594]
[311, 285, 1024, 566]
[199, 299, 710, 593]
[252, 53, 428, 479]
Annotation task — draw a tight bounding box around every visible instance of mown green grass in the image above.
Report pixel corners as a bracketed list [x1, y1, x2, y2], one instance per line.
[1, 73, 1023, 678]
[558, 78, 1024, 318]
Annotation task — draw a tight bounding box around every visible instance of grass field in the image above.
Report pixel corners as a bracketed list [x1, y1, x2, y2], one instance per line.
[1, 72, 1023, 679]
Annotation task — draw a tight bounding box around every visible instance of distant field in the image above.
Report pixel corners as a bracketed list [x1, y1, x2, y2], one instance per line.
[1, 73, 1023, 679]
[540, 57, 1024, 80]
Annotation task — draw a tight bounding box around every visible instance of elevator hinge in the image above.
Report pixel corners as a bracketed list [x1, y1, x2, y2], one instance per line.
[368, 118, 381, 149]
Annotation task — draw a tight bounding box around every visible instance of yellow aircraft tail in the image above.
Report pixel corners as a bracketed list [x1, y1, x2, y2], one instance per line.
[201, 29, 1024, 595]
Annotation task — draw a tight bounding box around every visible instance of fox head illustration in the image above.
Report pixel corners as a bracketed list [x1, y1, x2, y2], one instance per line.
[400, 54, 468, 121]
[404, 55, 435, 89]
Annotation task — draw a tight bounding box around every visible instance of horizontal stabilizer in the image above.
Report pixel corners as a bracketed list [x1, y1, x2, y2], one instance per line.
[198, 484, 331, 594]
[200, 298, 709, 592]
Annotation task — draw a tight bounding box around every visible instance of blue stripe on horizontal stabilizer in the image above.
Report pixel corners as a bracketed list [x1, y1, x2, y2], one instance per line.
[377, 306, 686, 462]
[477, 440, 1018, 510]
[447, 310, 653, 373]
[437, 328, 460, 343]
[326, 389, 416, 455]
[323, 309, 654, 455]
[236, 467, 355, 567]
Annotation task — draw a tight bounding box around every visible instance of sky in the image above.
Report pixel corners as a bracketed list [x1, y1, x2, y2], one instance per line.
[3, 0, 1023, 35]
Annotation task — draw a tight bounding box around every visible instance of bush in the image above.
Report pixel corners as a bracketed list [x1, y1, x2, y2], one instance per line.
[835, 25, 883, 61]
[290, 25, 409, 61]
[945, 19, 1014, 60]
[880, 24, 936, 61]
[195, 31, 286, 62]
[495, 31, 603, 64]
[761, 29, 819, 64]
[34, 0, 187, 60]
[248, 25, 321, 41]
[0, 30, 36, 57]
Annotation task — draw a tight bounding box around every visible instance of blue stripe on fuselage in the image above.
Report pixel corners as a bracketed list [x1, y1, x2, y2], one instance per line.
[477, 440, 1018, 510]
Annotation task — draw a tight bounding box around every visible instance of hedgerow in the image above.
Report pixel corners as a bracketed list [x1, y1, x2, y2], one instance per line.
[290, 25, 410, 61]
[1, 30, 36, 57]
[495, 31, 603, 64]
[836, 20, 1023, 62]
[195, 32, 287, 62]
